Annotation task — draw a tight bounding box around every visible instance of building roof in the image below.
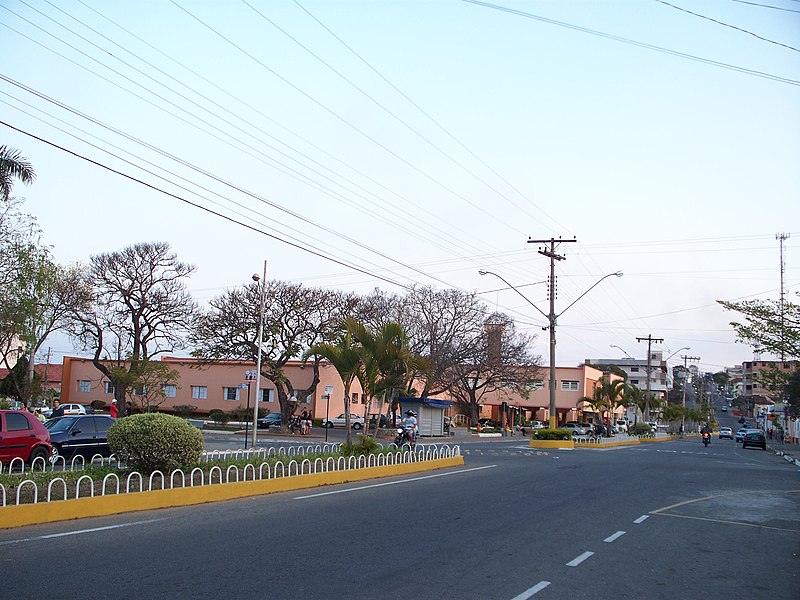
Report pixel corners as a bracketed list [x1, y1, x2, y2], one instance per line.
[0, 363, 62, 384]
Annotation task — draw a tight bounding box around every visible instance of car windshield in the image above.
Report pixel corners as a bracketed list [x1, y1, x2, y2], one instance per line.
[45, 416, 79, 432]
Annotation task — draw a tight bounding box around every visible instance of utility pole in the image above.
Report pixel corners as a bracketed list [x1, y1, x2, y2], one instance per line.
[777, 233, 789, 361]
[681, 355, 700, 434]
[636, 334, 664, 422]
[528, 236, 576, 428]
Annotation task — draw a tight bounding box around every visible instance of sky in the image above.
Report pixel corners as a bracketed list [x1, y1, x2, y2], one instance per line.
[1, 0, 798, 376]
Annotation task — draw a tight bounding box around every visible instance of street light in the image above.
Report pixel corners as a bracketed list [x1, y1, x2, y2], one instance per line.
[609, 344, 634, 359]
[479, 269, 623, 429]
[251, 261, 267, 449]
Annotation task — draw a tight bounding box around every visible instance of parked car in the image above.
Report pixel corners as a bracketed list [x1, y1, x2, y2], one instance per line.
[562, 422, 588, 435]
[741, 430, 767, 450]
[323, 413, 364, 429]
[646, 421, 660, 432]
[45, 415, 116, 460]
[81, 404, 95, 414]
[720, 406, 727, 412]
[531, 420, 547, 429]
[256, 413, 282, 429]
[614, 419, 629, 433]
[0, 409, 52, 467]
[60, 403, 87, 416]
[718, 426, 733, 440]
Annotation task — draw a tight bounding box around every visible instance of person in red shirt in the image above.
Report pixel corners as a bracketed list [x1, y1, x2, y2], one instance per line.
[110, 399, 118, 418]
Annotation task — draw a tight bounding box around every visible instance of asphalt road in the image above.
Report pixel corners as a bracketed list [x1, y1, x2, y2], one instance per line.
[1, 433, 798, 599]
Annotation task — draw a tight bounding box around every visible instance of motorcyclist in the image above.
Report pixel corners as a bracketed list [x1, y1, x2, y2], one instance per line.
[401, 410, 418, 446]
[700, 422, 711, 444]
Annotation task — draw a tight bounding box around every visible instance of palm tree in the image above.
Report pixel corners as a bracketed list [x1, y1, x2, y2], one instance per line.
[595, 379, 626, 436]
[0, 145, 36, 201]
[303, 325, 362, 447]
[623, 384, 646, 424]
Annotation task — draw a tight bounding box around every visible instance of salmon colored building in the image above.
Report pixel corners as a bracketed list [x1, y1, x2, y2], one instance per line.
[474, 364, 622, 425]
[60, 356, 366, 420]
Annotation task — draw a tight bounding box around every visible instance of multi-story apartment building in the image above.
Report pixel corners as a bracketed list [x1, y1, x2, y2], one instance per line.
[584, 351, 669, 400]
[741, 360, 799, 398]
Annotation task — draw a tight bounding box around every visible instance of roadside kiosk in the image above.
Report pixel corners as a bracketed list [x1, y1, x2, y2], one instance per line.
[398, 397, 454, 437]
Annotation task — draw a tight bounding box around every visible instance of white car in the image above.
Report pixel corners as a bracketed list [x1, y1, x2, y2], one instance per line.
[61, 403, 87, 415]
[614, 419, 629, 433]
[323, 413, 365, 430]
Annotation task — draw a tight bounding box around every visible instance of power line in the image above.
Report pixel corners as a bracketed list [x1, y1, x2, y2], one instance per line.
[462, 0, 800, 86]
[655, 0, 800, 53]
[730, 0, 800, 13]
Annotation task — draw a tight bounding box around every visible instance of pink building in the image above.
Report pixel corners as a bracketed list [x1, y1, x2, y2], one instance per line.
[60, 355, 366, 420]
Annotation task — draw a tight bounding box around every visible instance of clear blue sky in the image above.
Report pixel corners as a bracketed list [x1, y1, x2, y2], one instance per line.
[2, 0, 798, 374]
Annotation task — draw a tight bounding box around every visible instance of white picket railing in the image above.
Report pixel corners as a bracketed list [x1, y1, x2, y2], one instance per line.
[0, 443, 461, 507]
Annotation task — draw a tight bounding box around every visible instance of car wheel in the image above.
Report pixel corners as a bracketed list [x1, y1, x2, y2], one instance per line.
[325, 421, 333, 428]
[29, 447, 49, 467]
[353, 422, 362, 430]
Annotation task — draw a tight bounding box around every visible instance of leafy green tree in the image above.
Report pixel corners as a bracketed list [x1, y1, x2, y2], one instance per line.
[595, 379, 626, 436]
[303, 323, 362, 446]
[784, 371, 800, 418]
[0, 145, 35, 202]
[718, 295, 799, 359]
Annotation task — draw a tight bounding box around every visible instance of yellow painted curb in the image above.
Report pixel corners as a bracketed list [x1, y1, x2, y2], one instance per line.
[0, 456, 464, 529]
[640, 436, 672, 443]
[530, 439, 574, 449]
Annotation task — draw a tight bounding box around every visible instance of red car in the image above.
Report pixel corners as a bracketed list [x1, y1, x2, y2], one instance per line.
[0, 410, 52, 467]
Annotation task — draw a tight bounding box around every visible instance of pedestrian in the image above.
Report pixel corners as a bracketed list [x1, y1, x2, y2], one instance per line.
[51, 399, 64, 418]
[290, 414, 298, 435]
[300, 410, 308, 435]
[110, 399, 118, 418]
[305, 411, 313, 435]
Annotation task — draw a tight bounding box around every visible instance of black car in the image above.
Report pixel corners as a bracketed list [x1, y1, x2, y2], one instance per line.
[45, 415, 116, 460]
[741, 430, 767, 450]
[256, 413, 282, 429]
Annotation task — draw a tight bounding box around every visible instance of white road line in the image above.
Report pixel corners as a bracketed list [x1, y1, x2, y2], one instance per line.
[603, 530, 626, 543]
[510, 581, 551, 599]
[0, 518, 170, 546]
[293, 465, 497, 499]
[634, 515, 649, 524]
[566, 551, 594, 567]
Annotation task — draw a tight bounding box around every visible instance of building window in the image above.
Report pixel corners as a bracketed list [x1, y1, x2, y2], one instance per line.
[191, 386, 207, 399]
[532, 380, 544, 390]
[631, 379, 640, 385]
[78, 380, 90, 393]
[133, 385, 147, 396]
[260, 389, 274, 403]
[630, 367, 639, 372]
[223, 387, 239, 401]
[104, 381, 114, 394]
[561, 380, 579, 391]
[163, 385, 177, 398]
[352, 392, 359, 404]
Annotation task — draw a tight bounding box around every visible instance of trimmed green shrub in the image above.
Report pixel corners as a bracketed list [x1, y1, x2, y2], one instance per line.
[172, 404, 196, 418]
[532, 428, 572, 440]
[629, 423, 653, 436]
[107, 413, 204, 473]
[209, 409, 229, 425]
[342, 434, 381, 456]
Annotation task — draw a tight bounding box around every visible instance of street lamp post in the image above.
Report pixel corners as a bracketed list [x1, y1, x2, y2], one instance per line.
[479, 269, 622, 429]
[251, 261, 267, 449]
[609, 344, 634, 359]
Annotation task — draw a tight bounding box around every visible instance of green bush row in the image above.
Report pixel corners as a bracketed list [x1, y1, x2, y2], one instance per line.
[532, 428, 572, 440]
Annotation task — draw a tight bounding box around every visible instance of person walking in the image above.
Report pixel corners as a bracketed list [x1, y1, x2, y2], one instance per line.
[110, 399, 118, 418]
[300, 410, 309, 435]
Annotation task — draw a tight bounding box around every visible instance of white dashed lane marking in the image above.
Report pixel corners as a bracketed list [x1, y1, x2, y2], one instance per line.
[566, 551, 594, 567]
[603, 531, 625, 543]
[509, 581, 551, 600]
[634, 515, 649, 524]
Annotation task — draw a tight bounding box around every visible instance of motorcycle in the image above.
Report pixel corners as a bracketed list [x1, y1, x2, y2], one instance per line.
[394, 427, 416, 449]
[702, 432, 711, 447]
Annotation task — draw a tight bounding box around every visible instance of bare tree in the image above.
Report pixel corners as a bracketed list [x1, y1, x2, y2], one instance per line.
[68, 242, 198, 418]
[447, 314, 542, 425]
[191, 280, 359, 431]
[359, 285, 493, 397]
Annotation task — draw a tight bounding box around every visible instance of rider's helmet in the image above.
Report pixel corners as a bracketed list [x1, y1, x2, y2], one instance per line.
[404, 410, 416, 416]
